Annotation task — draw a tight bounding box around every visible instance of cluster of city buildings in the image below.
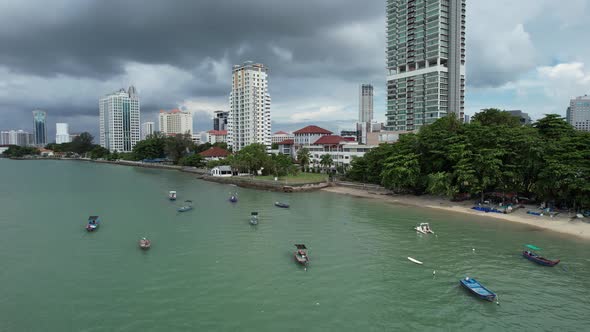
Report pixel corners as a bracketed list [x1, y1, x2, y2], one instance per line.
[4, 0, 590, 161]
[1, 110, 77, 147]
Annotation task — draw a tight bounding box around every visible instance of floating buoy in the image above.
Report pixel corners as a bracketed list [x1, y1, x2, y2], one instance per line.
[472, 248, 476, 252]
[433, 270, 436, 275]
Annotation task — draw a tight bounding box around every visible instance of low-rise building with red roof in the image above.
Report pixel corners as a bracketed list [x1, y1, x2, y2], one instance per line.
[293, 125, 332, 146]
[271, 131, 294, 144]
[199, 146, 230, 161]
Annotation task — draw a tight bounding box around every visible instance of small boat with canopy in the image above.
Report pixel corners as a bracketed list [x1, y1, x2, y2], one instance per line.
[415, 223, 434, 234]
[86, 216, 100, 232]
[139, 237, 151, 250]
[294, 244, 309, 266]
[522, 244, 560, 267]
[250, 212, 258, 225]
[460, 277, 497, 302]
[177, 200, 194, 213]
[169, 191, 177, 201]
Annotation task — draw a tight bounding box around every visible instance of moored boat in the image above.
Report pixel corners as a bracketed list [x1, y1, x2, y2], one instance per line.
[86, 216, 100, 232]
[139, 237, 151, 250]
[169, 191, 177, 201]
[177, 200, 193, 212]
[250, 212, 258, 225]
[415, 223, 434, 234]
[294, 244, 309, 266]
[523, 251, 559, 266]
[522, 245, 560, 267]
[274, 202, 290, 208]
[229, 193, 238, 203]
[460, 277, 497, 302]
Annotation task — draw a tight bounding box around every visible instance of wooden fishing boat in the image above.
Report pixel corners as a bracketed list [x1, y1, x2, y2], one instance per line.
[415, 223, 434, 234]
[168, 191, 177, 201]
[86, 216, 100, 232]
[274, 202, 290, 208]
[294, 244, 309, 266]
[139, 238, 151, 250]
[523, 250, 560, 267]
[250, 212, 258, 225]
[460, 277, 497, 302]
[177, 200, 193, 212]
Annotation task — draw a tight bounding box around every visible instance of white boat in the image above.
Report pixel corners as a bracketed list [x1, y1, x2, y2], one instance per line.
[250, 212, 258, 225]
[407, 257, 423, 265]
[169, 191, 177, 201]
[415, 223, 434, 234]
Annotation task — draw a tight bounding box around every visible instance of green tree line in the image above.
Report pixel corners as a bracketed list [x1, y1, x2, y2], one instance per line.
[347, 109, 590, 210]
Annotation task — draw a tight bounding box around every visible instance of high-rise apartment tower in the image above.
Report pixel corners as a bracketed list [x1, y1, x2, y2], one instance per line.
[386, 0, 466, 131]
[99, 86, 141, 152]
[228, 61, 271, 151]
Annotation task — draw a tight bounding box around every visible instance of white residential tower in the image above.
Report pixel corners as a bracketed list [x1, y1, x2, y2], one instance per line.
[228, 61, 271, 151]
[99, 86, 141, 152]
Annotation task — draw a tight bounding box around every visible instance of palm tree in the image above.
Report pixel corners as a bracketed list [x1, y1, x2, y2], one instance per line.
[319, 154, 333, 173]
[297, 148, 311, 173]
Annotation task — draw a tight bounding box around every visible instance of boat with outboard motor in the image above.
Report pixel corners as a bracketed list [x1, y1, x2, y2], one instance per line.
[250, 212, 258, 225]
[522, 244, 560, 266]
[294, 244, 309, 266]
[460, 277, 497, 302]
[86, 216, 100, 232]
[274, 202, 290, 208]
[177, 200, 193, 212]
[168, 191, 177, 201]
[139, 237, 151, 250]
[229, 193, 238, 203]
[415, 223, 434, 234]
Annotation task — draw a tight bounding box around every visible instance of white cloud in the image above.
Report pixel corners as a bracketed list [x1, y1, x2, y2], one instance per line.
[270, 45, 293, 63]
[289, 105, 349, 122]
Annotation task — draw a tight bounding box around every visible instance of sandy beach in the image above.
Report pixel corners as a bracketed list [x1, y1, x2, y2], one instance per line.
[323, 186, 590, 240]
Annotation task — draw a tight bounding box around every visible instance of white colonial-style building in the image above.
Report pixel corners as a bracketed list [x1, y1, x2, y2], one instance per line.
[210, 165, 233, 177]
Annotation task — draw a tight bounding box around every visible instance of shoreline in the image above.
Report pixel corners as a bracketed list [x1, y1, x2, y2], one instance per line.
[10, 157, 328, 192]
[322, 186, 590, 240]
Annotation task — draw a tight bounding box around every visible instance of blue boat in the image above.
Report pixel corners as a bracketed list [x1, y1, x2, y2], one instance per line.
[460, 277, 497, 302]
[229, 193, 238, 203]
[522, 245, 560, 267]
[177, 200, 193, 213]
[86, 216, 100, 232]
[274, 202, 290, 208]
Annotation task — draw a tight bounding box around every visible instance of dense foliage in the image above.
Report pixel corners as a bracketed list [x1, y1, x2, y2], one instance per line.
[46, 132, 98, 155]
[348, 110, 590, 209]
[1, 146, 40, 157]
[212, 143, 297, 177]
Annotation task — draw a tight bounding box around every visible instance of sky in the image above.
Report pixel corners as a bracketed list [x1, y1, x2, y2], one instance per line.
[1, 0, 590, 140]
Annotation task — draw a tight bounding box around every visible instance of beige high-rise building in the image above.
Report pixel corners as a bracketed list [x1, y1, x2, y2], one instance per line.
[158, 109, 193, 136]
[228, 61, 271, 152]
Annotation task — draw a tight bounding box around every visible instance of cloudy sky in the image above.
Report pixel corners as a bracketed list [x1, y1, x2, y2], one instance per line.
[1, 0, 590, 139]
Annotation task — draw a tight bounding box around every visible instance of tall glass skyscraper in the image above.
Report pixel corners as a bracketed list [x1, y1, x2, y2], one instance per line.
[386, 0, 466, 131]
[99, 86, 141, 152]
[32, 110, 47, 146]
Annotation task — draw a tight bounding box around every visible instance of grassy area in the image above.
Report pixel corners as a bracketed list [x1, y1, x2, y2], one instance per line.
[257, 172, 328, 184]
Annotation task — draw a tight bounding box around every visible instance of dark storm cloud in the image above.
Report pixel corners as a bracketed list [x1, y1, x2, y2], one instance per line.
[0, 0, 389, 135]
[0, 0, 383, 79]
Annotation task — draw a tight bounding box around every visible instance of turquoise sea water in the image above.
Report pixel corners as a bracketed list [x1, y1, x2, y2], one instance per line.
[0, 159, 589, 331]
